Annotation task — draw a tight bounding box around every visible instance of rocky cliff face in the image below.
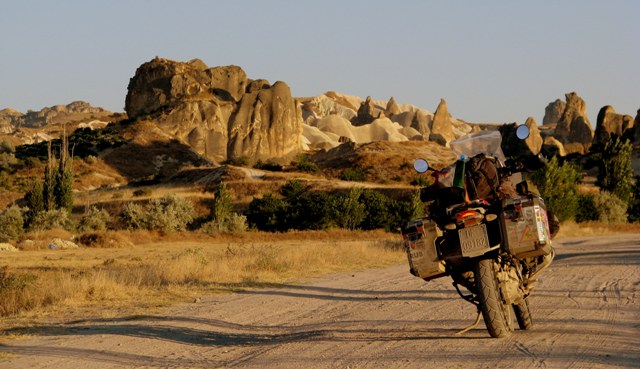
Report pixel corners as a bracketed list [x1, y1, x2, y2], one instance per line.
[125, 58, 302, 163]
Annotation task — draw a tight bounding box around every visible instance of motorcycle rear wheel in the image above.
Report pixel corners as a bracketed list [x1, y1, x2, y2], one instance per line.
[513, 298, 533, 330]
[475, 258, 513, 338]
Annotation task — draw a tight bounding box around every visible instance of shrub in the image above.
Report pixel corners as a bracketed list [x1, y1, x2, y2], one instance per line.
[78, 206, 112, 232]
[119, 202, 148, 230]
[245, 194, 287, 232]
[596, 137, 634, 202]
[0, 206, 25, 242]
[29, 208, 75, 232]
[592, 191, 628, 223]
[145, 195, 196, 232]
[530, 156, 581, 222]
[201, 184, 247, 234]
[283, 191, 336, 230]
[280, 180, 307, 198]
[132, 188, 153, 197]
[253, 160, 283, 172]
[292, 155, 320, 173]
[359, 190, 394, 231]
[332, 188, 366, 230]
[222, 156, 250, 167]
[628, 176, 640, 223]
[340, 167, 367, 182]
[575, 194, 598, 223]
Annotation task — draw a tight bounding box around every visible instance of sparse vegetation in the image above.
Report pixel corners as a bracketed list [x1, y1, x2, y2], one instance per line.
[340, 167, 367, 182]
[292, 154, 320, 173]
[596, 137, 634, 203]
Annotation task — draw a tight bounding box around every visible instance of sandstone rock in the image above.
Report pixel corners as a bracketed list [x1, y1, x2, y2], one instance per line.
[542, 136, 567, 157]
[301, 94, 357, 121]
[302, 123, 339, 150]
[390, 110, 431, 137]
[48, 238, 79, 249]
[125, 58, 303, 164]
[543, 99, 566, 126]
[553, 92, 593, 148]
[499, 118, 543, 158]
[0, 243, 18, 252]
[385, 97, 401, 117]
[594, 105, 633, 146]
[351, 96, 382, 126]
[430, 99, 456, 146]
[228, 81, 302, 163]
[314, 115, 356, 143]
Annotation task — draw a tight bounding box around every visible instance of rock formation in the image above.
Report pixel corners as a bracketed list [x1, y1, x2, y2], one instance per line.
[385, 97, 400, 117]
[0, 102, 110, 131]
[543, 99, 566, 126]
[552, 92, 593, 154]
[499, 118, 543, 158]
[430, 99, 456, 146]
[351, 96, 383, 126]
[593, 105, 635, 146]
[125, 58, 302, 163]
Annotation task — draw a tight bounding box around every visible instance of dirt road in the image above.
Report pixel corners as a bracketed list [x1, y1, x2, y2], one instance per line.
[2, 234, 639, 368]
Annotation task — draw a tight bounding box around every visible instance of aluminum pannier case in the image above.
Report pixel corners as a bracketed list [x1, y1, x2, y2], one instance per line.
[500, 195, 552, 258]
[402, 218, 447, 281]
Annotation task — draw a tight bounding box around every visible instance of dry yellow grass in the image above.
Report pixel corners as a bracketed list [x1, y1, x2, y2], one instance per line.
[556, 221, 640, 238]
[0, 230, 403, 329]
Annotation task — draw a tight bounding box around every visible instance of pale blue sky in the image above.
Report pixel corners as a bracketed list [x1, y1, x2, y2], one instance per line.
[1, 0, 638, 124]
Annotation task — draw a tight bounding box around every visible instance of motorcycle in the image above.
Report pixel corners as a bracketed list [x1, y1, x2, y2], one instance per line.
[402, 125, 556, 338]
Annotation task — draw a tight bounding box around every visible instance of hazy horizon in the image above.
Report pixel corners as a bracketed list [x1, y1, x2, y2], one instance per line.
[1, 1, 638, 125]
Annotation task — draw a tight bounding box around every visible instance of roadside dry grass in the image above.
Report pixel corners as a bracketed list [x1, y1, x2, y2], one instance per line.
[0, 230, 403, 329]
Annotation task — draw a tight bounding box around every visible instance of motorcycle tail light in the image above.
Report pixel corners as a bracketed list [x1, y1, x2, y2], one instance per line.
[455, 210, 484, 227]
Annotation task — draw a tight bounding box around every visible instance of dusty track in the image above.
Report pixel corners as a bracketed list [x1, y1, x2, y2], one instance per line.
[2, 234, 639, 368]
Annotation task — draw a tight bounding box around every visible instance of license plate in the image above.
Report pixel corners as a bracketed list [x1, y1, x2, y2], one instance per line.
[459, 224, 490, 257]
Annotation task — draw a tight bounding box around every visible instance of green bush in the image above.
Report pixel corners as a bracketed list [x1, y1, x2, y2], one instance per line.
[245, 194, 288, 232]
[253, 160, 283, 172]
[332, 188, 366, 230]
[0, 206, 25, 242]
[292, 155, 320, 173]
[29, 208, 75, 232]
[592, 191, 628, 223]
[359, 190, 394, 231]
[530, 156, 581, 222]
[78, 206, 112, 232]
[340, 167, 367, 182]
[628, 176, 640, 223]
[280, 180, 307, 198]
[119, 203, 147, 230]
[132, 188, 153, 197]
[596, 137, 633, 202]
[575, 194, 598, 223]
[145, 195, 196, 232]
[284, 191, 336, 230]
[201, 184, 247, 234]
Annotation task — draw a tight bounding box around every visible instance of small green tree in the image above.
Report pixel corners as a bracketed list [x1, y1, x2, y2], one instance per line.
[54, 132, 73, 212]
[24, 181, 44, 226]
[596, 137, 633, 203]
[530, 156, 581, 222]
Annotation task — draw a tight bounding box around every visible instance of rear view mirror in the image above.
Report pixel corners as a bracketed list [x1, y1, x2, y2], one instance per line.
[516, 125, 530, 140]
[413, 159, 429, 173]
